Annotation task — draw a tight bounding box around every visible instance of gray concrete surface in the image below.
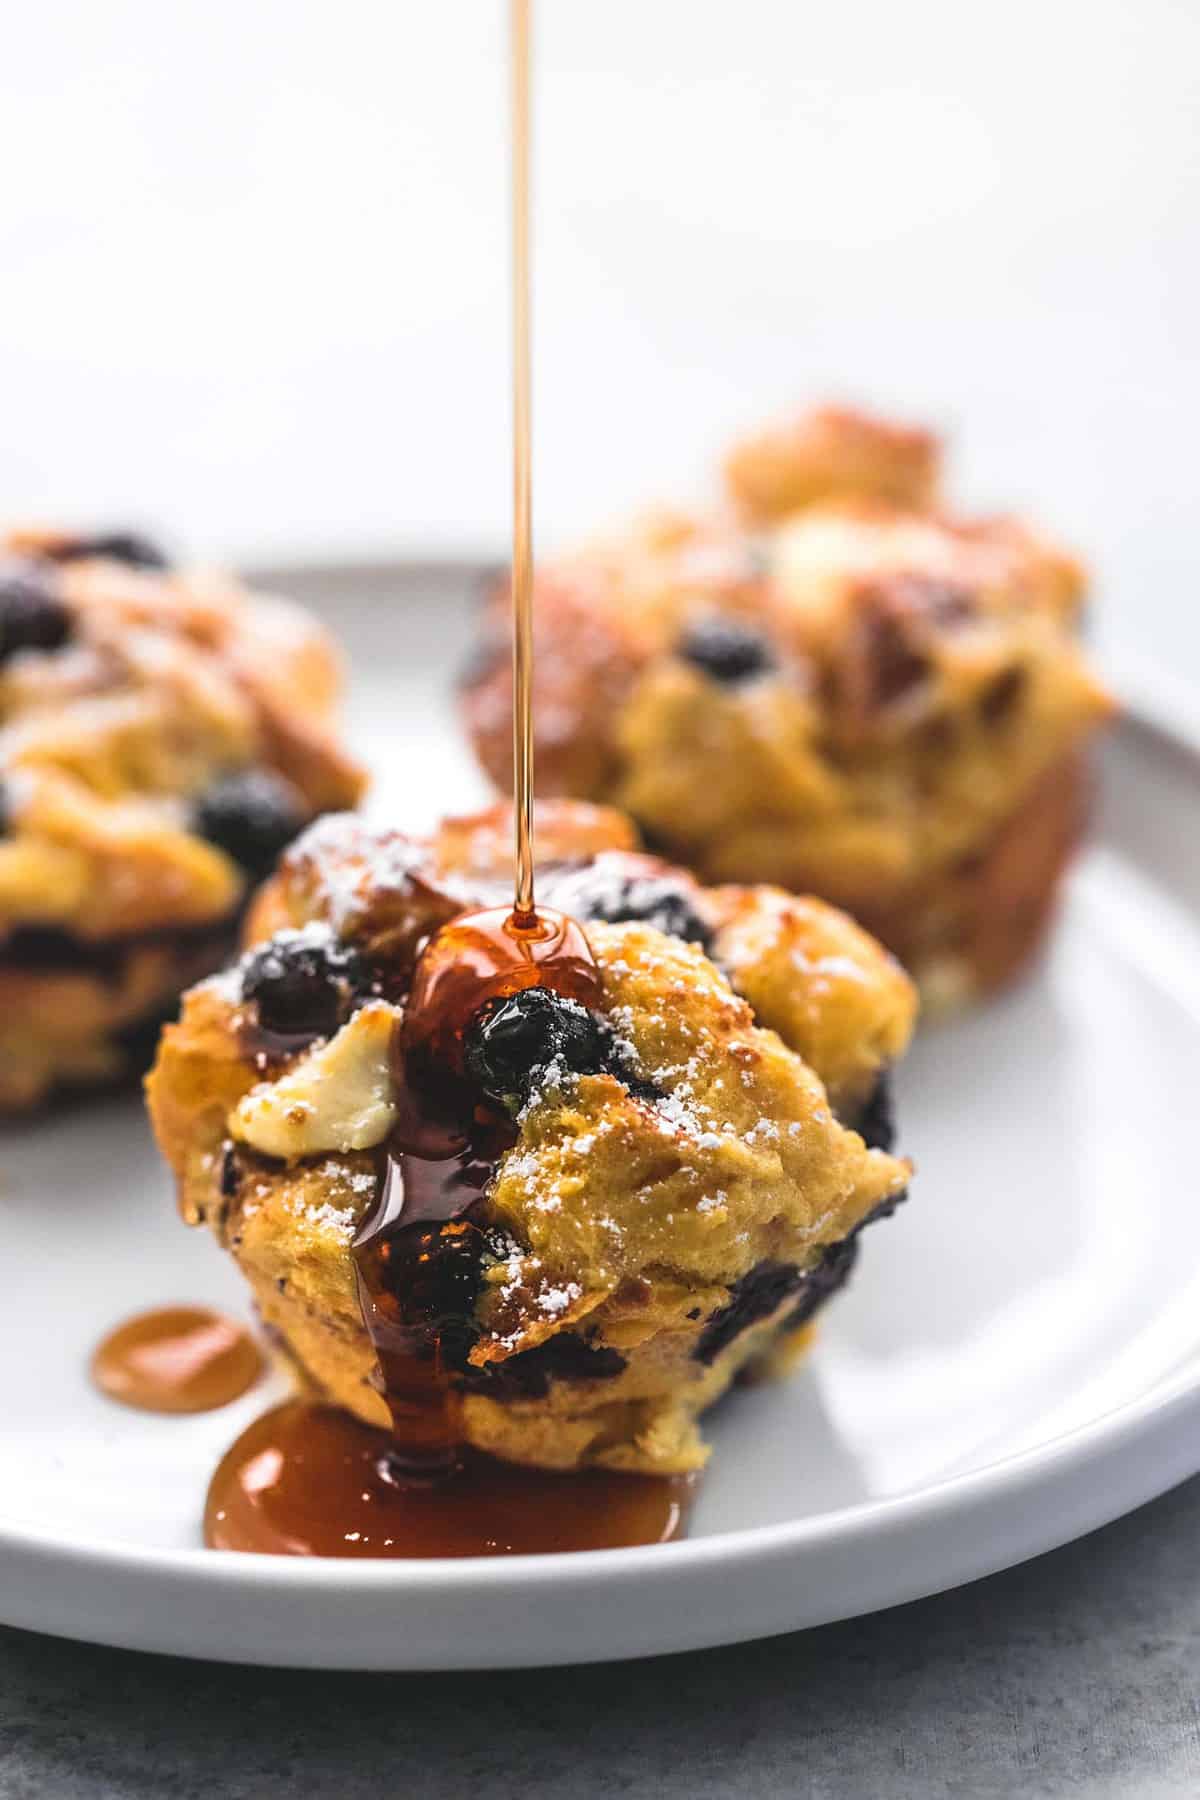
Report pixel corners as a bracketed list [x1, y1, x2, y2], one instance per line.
[2, 1472, 1199, 1800]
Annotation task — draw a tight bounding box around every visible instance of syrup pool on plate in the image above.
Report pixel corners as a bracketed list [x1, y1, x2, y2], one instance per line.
[205, 1402, 694, 1558]
[91, 1307, 264, 1415]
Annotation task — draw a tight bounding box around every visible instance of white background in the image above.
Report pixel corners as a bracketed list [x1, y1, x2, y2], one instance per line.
[2, 0, 1198, 668]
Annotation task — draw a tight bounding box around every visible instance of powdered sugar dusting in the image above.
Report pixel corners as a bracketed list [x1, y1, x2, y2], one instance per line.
[537, 1281, 582, 1318]
[285, 815, 436, 934]
[283, 1192, 356, 1239]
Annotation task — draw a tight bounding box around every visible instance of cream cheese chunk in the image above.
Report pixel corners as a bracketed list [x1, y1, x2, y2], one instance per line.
[230, 999, 398, 1159]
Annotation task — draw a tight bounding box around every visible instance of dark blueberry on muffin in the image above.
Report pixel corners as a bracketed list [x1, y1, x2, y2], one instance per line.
[0, 562, 72, 663]
[854, 1070, 896, 1153]
[241, 931, 364, 1041]
[465, 986, 608, 1112]
[548, 863, 712, 949]
[695, 1259, 806, 1363]
[781, 1237, 861, 1333]
[193, 770, 309, 879]
[978, 663, 1028, 726]
[460, 1329, 627, 1399]
[52, 532, 171, 571]
[0, 778, 11, 838]
[678, 614, 775, 685]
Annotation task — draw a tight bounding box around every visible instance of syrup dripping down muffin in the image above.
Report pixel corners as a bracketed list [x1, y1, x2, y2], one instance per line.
[460, 404, 1114, 1010]
[0, 529, 365, 1110]
[147, 800, 915, 1477]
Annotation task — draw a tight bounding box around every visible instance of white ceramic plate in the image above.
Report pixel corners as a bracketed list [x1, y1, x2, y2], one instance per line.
[1, 565, 1198, 1670]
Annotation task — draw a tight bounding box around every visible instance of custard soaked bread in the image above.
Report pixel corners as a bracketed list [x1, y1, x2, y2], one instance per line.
[462, 405, 1113, 1008]
[0, 529, 364, 1110]
[148, 800, 915, 1476]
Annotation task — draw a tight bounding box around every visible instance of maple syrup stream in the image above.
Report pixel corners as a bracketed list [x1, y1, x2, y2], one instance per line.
[510, 0, 536, 929]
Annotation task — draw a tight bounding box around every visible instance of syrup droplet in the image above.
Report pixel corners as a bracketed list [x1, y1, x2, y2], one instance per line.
[400, 903, 601, 1082]
[92, 1307, 264, 1414]
[204, 1402, 694, 1557]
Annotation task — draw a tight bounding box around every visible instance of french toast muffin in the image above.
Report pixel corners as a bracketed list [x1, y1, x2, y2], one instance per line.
[461, 405, 1114, 1009]
[0, 529, 365, 1111]
[147, 800, 916, 1476]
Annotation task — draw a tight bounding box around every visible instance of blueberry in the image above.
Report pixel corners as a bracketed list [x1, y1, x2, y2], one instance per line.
[859, 1187, 908, 1229]
[855, 1070, 896, 1152]
[0, 562, 71, 663]
[464, 986, 608, 1111]
[694, 1180, 909, 1364]
[548, 863, 712, 949]
[779, 1237, 861, 1335]
[678, 615, 774, 685]
[192, 770, 308, 880]
[52, 532, 171, 571]
[218, 1141, 241, 1199]
[695, 1243, 864, 1364]
[457, 1330, 627, 1399]
[694, 1260, 806, 1363]
[978, 664, 1027, 726]
[241, 932, 363, 1039]
[0, 779, 10, 838]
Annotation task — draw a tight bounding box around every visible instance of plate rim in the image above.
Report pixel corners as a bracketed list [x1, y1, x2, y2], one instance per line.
[0, 646, 1196, 1665]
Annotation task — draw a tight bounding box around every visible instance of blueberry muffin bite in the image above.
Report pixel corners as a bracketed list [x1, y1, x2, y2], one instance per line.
[147, 800, 915, 1476]
[0, 529, 364, 1111]
[461, 406, 1114, 1008]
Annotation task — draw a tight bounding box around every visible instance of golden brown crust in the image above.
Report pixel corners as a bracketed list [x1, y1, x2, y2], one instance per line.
[724, 404, 941, 524]
[709, 885, 915, 1108]
[873, 748, 1092, 1009]
[148, 800, 915, 1475]
[434, 798, 640, 877]
[247, 800, 640, 977]
[463, 567, 658, 797]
